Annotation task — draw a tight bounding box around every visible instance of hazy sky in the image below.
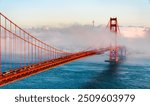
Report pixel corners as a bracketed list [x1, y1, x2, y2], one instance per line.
[0, 0, 150, 27]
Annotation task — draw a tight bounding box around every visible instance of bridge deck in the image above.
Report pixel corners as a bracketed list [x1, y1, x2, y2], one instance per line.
[0, 49, 108, 87]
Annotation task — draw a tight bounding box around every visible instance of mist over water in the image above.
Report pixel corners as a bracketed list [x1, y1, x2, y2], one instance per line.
[119, 26, 150, 58]
[26, 25, 115, 52]
[27, 25, 150, 58]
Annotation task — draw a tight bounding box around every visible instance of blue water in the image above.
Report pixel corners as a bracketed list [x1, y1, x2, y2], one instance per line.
[1, 55, 150, 89]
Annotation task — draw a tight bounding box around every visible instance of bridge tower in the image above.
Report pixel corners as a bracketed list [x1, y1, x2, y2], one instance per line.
[110, 18, 119, 63]
[105, 17, 121, 63]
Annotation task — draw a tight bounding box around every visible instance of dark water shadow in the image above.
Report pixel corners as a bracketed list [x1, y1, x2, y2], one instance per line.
[82, 63, 122, 89]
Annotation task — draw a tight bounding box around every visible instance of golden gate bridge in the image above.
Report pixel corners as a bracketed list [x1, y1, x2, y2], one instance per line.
[0, 13, 126, 87]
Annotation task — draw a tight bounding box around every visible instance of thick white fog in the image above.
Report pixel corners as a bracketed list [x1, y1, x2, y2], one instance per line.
[26, 25, 116, 52]
[26, 25, 150, 58]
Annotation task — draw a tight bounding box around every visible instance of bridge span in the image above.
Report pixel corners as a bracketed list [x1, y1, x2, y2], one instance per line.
[0, 47, 111, 86]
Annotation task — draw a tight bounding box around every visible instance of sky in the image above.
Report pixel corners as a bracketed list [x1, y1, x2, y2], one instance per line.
[0, 0, 150, 27]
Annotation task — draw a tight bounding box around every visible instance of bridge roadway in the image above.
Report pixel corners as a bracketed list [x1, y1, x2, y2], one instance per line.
[0, 47, 110, 87]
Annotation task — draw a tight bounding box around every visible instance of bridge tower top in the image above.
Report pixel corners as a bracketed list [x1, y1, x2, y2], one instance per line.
[109, 17, 119, 33]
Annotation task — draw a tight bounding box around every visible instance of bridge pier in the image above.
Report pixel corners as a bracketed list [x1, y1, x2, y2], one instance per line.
[105, 46, 126, 64]
[110, 47, 119, 63]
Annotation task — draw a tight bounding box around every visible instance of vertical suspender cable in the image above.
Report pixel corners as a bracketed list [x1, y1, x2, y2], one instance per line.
[4, 18, 7, 71]
[0, 14, 1, 73]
